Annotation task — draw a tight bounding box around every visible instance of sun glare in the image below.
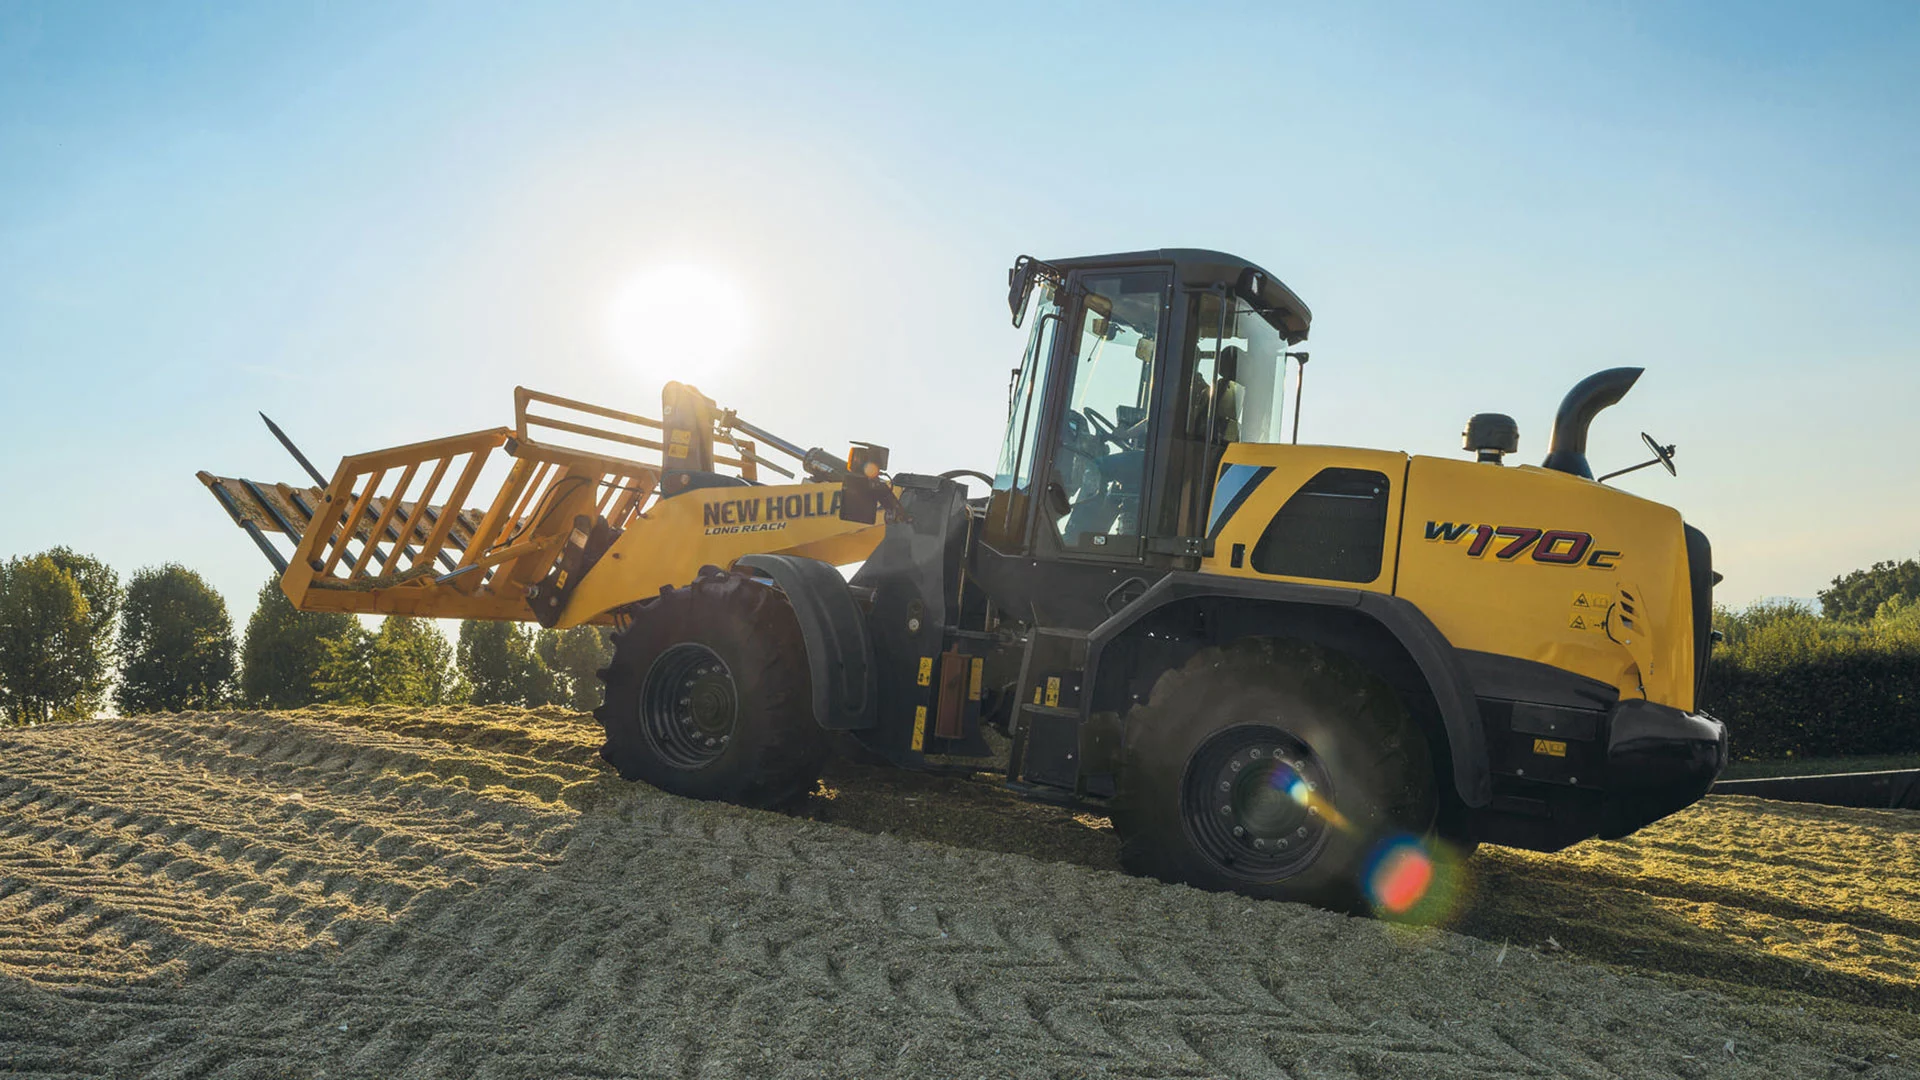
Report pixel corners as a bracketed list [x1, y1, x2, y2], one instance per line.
[606, 264, 750, 373]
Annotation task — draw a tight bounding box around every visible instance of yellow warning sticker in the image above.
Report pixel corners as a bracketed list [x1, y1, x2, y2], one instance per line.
[1032, 686, 1042, 705]
[1568, 611, 1599, 632]
[917, 657, 933, 687]
[1571, 591, 1611, 611]
[1045, 676, 1061, 707]
[1533, 738, 1567, 758]
[968, 658, 983, 701]
[911, 706, 927, 751]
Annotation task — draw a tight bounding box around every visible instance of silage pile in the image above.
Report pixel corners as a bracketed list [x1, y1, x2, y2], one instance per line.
[0, 707, 1914, 1079]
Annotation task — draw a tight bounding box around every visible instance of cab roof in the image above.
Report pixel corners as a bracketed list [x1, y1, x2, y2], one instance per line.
[1042, 247, 1312, 343]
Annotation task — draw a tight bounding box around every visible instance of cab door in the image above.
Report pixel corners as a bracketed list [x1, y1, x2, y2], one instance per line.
[1035, 267, 1172, 562]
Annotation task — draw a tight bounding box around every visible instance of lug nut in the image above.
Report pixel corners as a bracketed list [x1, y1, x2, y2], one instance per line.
[1219, 781, 1231, 791]
[1254, 838, 1267, 849]
[1296, 826, 1308, 837]
[1231, 826, 1245, 837]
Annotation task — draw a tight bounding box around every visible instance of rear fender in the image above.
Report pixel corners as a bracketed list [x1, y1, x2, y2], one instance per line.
[736, 554, 876, 730]
[1086, 573, 1492, 808]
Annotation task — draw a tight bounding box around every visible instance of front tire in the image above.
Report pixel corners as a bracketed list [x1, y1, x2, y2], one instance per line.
[1111, 639, 1436, 911]
[595, 567, 827, 807]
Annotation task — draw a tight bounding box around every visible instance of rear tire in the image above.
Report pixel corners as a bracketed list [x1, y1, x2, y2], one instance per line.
[1111, 638, 1436, 911]
[595, 567, 827, 808]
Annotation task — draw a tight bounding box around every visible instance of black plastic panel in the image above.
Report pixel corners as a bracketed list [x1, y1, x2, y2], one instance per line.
[1249, 468, 1389, 583]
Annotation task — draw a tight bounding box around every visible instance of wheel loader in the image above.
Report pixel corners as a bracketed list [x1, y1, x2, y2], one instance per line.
[201, 247, 1727, 911]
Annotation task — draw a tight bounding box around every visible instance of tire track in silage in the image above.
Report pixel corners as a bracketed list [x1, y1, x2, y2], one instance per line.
[3, 710, 1913, 1080]
[0, 713, 582, 993]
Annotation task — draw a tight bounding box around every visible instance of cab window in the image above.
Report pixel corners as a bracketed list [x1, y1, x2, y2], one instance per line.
[1049, 271, 1166, 553]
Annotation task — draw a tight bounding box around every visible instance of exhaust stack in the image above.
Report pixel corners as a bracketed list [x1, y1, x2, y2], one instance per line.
[1542, 367, 1644, 479]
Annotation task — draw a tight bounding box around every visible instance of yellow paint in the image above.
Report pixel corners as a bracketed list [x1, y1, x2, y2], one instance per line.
[968, 658, 984, 702]
[1197, 445, 1698, 712]
[910, 706, 927, 751]
[1032, 686, 1043, 705]
[1044, 677, 1061, 707]
[1533, 738, 1568, 758]
[558, 480, 884, 627]
[1199, 444, 1408, 594]
[916, 657, 933, 687]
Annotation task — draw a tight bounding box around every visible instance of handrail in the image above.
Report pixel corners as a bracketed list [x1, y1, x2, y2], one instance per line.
[515, 386, 664, 441]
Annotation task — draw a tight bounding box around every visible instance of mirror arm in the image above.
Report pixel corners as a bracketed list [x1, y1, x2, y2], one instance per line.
[1596, 457, 1662, 484]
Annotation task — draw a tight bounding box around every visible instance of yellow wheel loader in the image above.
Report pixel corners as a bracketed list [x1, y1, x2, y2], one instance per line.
[203, 248, 1726, 911]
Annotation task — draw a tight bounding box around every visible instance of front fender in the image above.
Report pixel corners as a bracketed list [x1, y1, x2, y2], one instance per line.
[736, 554, 876, 730]
[1085, 572, 1493, 808]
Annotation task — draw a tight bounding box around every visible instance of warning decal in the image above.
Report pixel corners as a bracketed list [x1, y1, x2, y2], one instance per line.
[1568, 591, 1611, 632]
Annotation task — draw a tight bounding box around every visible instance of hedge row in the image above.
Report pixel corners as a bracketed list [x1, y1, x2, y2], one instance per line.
[1699, 599, 1920, 761]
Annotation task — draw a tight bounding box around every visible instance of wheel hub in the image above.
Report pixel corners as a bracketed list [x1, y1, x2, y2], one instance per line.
[1182, 727, 1334, 882]
[639, 643, 737, 769]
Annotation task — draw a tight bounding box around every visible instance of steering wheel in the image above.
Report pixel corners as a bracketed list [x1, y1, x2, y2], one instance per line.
[1081, 407, 1142, 450]
[1641, 432, 1678, 476]
[939, 469, 995, 486]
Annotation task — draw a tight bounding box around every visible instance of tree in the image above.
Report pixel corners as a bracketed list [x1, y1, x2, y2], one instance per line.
[240, 578, 360, 708]
[374, 617, 458, 705]
[0, 555, 97, 725]
[314, 616, 458, 706]
[1820, 557, 1920, 622]
[41, 547, 121, 713]
[537, 625, 615, 711]
[456, 620, 561, 706]
[115, 565, 235, 714]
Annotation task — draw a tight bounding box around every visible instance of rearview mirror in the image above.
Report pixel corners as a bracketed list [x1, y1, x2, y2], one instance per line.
[1009, 256, 1038, 326]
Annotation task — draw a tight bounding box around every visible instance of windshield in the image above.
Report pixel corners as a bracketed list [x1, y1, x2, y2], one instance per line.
[1192, 292, 1293, 444]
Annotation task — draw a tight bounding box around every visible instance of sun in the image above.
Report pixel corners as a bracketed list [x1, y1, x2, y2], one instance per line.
[605, 264, 751, 373]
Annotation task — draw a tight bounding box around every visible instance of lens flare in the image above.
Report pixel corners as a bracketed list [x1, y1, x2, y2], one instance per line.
[1364, 837, 1435, 915]
[1359, 832, 1474, 925]
[1261, 762, 1353, 834]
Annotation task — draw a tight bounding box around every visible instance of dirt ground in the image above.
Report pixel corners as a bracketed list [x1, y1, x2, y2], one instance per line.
[1, 707, 1915, 1079]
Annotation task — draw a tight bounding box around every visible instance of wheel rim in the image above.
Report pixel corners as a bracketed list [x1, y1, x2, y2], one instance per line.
[1181, 725, 1335, 883]
[639, 643, 737, 770]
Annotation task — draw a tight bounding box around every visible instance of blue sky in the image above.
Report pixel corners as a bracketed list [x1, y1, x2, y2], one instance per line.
[3, 0, 1917, 624]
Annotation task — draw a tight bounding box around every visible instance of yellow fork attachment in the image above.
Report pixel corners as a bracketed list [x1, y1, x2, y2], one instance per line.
[200, 388, 768, 623]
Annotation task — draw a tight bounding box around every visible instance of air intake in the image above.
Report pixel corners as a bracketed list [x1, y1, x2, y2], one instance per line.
[1542, 368, 1644, 479]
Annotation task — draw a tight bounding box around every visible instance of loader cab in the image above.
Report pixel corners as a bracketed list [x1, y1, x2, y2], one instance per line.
[982, 250, 1311, 619]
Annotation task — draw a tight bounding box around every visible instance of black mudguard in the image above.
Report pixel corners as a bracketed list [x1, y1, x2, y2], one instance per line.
[735, 553, 876, 730]
[1084, 573, 1494, 808]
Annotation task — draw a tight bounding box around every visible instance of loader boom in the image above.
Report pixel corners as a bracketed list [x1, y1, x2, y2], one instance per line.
[201, 384, 875, 624]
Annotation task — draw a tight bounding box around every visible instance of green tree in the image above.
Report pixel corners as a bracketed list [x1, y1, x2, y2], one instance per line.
[456, 620, 561, 706]
[0, 555, 97, 725]
[315, 616, 458, 705]
[240, 579, 360, 708]
[375, 617, 458, 705]
[115, 565, 235, 714]
[41, 548, 121, 713]
[1819, 556, 1920, 622]
[537, 625, 614, 711]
